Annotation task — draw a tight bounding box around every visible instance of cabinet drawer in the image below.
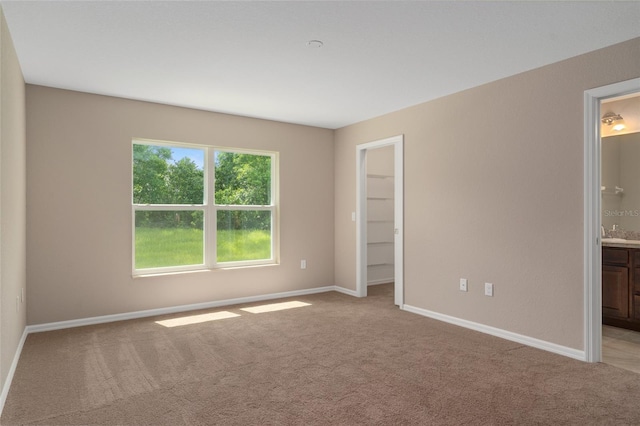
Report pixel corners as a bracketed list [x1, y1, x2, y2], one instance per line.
[603, 248, 628, 265]
[634, 251, 640, 267]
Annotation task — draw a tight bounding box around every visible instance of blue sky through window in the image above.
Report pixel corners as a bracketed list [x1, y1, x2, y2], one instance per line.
[171, 147, 204, 169]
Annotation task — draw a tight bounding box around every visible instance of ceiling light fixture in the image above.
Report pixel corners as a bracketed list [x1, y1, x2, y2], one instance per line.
[306, 40, 323, 48]
[601, 111, 626, 131]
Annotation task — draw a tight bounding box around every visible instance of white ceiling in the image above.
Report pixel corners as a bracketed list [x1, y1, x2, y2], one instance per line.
[1, 1, 639, 129]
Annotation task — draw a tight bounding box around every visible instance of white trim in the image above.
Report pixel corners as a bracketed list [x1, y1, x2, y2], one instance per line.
[403, 304, 585, 361]
[132, 204, 206, 211]
[27, 286, 337, 333]
[333, 286, 359, 297]
[583, 86, 602, 363]
[367, 279, 393, 286]
[393, 139, 404, 306]
[0, 327, 28, 417]
[356, 144, 367, 298]
[583, 78, 640, 363]
[356, 135, 404, 305]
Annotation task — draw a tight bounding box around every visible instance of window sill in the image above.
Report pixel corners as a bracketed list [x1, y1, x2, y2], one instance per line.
[133, 262, 279, 278]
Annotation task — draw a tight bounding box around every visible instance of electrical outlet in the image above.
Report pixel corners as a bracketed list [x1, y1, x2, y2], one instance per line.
[301, 259, 307, 269]
[459, 278, 468, 292]
[484, 282, 494, 297]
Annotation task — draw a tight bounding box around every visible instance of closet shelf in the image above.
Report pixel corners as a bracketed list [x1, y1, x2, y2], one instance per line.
[367, 167, 394, 283]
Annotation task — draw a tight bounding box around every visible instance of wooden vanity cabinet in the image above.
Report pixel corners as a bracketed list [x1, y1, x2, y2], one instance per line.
[602, 246, 640, 331]
[602, 264, 629, 319]
[635, 251, 640, 321]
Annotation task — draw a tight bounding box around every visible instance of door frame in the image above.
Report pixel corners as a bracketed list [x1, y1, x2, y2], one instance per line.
[356, 135, 404, 306]
[584, 77, 640, 362]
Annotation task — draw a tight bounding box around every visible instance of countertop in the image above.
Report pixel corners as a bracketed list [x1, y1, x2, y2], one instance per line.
[602, 239, 640, 249]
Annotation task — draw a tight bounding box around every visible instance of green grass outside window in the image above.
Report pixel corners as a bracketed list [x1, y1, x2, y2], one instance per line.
[135, 228, 271, 269]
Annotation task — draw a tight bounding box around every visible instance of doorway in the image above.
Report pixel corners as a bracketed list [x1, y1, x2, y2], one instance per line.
[356, 135, 404, 306]
[600, 92, 640, 372]
[584, 77, 640, 363]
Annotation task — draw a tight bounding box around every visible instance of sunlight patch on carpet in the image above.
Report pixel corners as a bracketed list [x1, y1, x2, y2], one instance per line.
[155, 311, 240, 327]
[240, 300, 311, 314]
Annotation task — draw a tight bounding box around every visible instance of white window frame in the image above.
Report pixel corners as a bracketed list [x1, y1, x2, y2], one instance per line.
[132, 139, 279, 275]
[211, 147, 279, 269]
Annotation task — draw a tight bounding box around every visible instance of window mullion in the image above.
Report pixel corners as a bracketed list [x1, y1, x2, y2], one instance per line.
[214, 204, 273, 211]
[207, 147, 216, 268]
[134, 204, 204, 211]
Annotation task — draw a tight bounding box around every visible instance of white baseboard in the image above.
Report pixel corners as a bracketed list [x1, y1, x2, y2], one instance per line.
[367, 279, 393, 286]
[333, 286, 359, 297]
[0, 327, 28, 417]
[28, 286, 339, 333]
[402, 304, 586, 361]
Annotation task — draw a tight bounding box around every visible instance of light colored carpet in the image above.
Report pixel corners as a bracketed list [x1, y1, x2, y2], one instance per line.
[2, 283, 640, 425]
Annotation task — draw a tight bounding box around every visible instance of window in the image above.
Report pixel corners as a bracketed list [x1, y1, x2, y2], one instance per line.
[132, 140, 277, 274]
[214, 151, 274, 263]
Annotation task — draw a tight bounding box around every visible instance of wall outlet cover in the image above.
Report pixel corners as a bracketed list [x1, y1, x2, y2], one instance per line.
[459, 278, 468, 292]
[484, 282, 493, 297]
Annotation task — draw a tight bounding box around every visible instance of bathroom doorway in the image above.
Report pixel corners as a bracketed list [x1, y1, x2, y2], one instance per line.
[584, 77, 640, 363]
[600, 92, 640, 372]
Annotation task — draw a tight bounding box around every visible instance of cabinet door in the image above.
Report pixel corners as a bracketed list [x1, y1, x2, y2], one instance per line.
[602, 265, 630, 319]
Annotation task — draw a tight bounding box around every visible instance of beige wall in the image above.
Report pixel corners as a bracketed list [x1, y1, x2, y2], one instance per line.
[14, 25, 640, 355]
[0, 7, 26, 393]
[335, 37, 640, 350]
[26, 86, 334, 325]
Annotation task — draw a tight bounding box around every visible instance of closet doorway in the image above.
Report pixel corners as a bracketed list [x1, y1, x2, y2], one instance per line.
[356, 135, 404, 306]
